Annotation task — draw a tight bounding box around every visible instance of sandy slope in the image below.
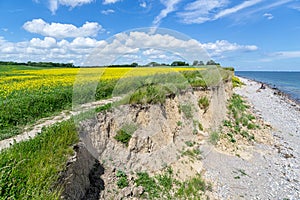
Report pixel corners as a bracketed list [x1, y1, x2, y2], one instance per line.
[202, 77, 300, 199]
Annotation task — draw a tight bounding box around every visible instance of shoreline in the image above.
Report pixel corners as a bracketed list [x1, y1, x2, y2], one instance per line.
[236, 75, 300, 106]
[203, 76, 300, 199]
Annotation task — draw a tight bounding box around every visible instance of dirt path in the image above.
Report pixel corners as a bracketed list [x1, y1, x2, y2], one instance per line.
[0, 97, 121, 151]
[201, 77, 300, 199]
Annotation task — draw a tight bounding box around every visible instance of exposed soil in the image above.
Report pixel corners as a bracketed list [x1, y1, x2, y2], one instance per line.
[64, 82, 231, 199]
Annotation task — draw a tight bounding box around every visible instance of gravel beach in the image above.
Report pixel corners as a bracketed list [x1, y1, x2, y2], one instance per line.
[202, 77, 300, 200]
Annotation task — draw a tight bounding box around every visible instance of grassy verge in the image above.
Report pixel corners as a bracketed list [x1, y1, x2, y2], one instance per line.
[0, 120, 79, 199]
[0, 103, 112, 199]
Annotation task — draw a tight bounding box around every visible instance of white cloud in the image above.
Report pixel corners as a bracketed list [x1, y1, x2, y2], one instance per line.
[214, 0, 262, 19]
[202, 40, 258, 57]
[289, 4, 300, 11]
[263, 51, 300, 61]
[153, 0, 182, 27]
[178, 0, 265, 24]
[142, 49, 165, 56]
[30, 37, 57, 48]
[103, 0, 122, 4]
[101, 9, 115, 15]
[0, 32, 258, 66]
[177, 0, 228, 24]
[263, 13, 274, 20]
[47, 0, 94, 14]
[23, 19, 104, 39]
[140, 1, 147, 8]
[233, 0, 292, 22]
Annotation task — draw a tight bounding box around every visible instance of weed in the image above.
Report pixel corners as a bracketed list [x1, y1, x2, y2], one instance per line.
[114, 123, 137, 146]
[180, 104, 193, 119]
[223, 120, 232, 128]
[135, 167, 208, 199]
[177, 121, 183, 126]
[209, 131, 220, 145]
[114, 130, 132, 146]
[116, 170, 129, 189]
[193, 129, 198, 135]
[135, 172, 159, 198]
[182, 149, 201, 159]
[247, 123, 256, 129]
[198, 122, 204, 131]
[176, 174, 207, 198]
[185, 141, 194, 147]
[198, 96, 209, 110]
[232, 76, 244, 88]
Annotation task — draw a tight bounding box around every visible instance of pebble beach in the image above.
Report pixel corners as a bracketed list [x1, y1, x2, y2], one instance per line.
[203, 77, 300, 199]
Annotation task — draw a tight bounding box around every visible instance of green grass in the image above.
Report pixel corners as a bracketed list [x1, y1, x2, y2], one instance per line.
[198, 96, 209, 110]
[182, 149, 201, 160]
[232, 76, 244, 88]
[223, 94, 257, 142]
[115, 68, 232, 105]
[209, 131, 220, 145]
[175, 174, 207, 199]
[185, 141, 194, 147]
[116, 170, 129, 189]
[179, 104, 193, 119]
[114, 123, 137, 146]
[0, 103, 113, 199]
[0, 120, 79, 199]
[0, 79, 117, 140]
[135, 167, 208, 199]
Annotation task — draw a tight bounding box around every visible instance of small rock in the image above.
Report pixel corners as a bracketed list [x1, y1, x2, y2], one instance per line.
[132, 186, 144, 197]
[284, 153, 294, 159]
[122, 187, 132, 197]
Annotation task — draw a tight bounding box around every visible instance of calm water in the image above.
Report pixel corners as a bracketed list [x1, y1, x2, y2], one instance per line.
[235, 71, 300, 103]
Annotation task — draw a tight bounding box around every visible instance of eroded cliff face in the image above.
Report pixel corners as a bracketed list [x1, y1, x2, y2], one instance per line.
[61, 80, 232, 199]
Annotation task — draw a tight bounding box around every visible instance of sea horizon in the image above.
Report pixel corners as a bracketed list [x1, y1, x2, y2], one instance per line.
[235, 71, 300, 104]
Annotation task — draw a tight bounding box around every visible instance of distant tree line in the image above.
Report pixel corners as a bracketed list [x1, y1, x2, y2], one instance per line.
[0, 61, 77, 68]
[0, 59, 221, 68]
[193, 60, 220, 66]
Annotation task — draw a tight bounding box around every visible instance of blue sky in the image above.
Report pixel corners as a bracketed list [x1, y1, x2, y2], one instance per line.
[0, 0, 300, 70]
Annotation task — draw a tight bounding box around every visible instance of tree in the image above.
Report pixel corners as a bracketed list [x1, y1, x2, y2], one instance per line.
[206, 60, 220, 65]
[193, 60, 199, 66]
[147, 62, 160, 67]
[171, 61, 189, 66]
[131, 62, 138, 67]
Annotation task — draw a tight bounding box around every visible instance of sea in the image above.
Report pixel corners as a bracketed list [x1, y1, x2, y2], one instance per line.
[235, 71, 300, 103]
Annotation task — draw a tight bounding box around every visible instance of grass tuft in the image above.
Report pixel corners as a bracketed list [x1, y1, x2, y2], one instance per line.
[198, 96, 209, 110]
[114, 123, 137, 146]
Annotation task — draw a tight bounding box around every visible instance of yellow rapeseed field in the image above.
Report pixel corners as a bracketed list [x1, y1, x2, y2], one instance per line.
[0, 67, 199, 98]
